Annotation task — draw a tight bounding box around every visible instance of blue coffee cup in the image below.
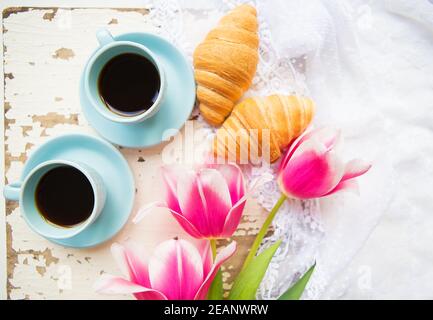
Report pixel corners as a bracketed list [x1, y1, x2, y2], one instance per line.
[84, 28, 166, 124]
[3, 160, 106, 240]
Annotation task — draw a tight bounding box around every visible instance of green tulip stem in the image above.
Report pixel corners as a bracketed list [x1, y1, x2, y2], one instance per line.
[210, 239, 217, 260]
[241, 193, 287, 272]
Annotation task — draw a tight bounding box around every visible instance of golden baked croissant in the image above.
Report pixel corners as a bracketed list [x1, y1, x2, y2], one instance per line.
[213, 95, 315, 163]
[193, 4, 259, 126]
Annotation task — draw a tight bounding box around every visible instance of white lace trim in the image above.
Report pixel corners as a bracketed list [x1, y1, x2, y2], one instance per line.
[144, 0, 193, 58]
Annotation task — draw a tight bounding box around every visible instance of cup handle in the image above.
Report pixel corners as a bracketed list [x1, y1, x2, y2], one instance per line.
[3, 181, 22, 201]
[96, 28, 114, 47]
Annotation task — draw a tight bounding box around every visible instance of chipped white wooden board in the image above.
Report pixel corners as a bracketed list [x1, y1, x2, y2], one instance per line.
[1, 5, 267, 300]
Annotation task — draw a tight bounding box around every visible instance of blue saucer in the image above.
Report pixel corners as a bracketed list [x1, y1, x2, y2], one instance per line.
[80, 32, 196, 148]
[21, 134, 135, 248]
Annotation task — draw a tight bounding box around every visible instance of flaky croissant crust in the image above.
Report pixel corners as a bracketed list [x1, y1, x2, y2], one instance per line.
[193, 4, 259, 126]
[213, 95, 315, 164]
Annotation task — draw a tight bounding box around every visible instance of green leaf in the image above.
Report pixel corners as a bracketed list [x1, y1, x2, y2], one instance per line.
[228, 240, 282, 300]
[207, 269, 223, 300]
[278, 263, 316, 300]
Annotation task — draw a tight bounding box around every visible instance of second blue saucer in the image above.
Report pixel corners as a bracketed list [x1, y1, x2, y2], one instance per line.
[21, 134, 135, 248]
[80, 32, 196, 148]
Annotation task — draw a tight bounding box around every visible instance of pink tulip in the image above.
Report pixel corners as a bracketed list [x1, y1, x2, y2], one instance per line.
[94, 239, 236, 300]
[134, 164, 247, 239]
[278, 127, 371, 199]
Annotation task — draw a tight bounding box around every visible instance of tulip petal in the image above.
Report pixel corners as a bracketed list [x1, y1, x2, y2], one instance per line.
[324, 179, 359, 196]
[280, 127, 341, 171]
[134, 200, 204, 238]
[111, 243, 130, 278]
[161, 166, 182, 213]
[220, 172, 271, 238]
[208, 164, 245, 204]
[111, 243, 150, 287]
[169, 209, 205, 238]
[313, 127, 341, 150]
[198, 168, 232, 236]
[280, 131, 309, 171]
[94, 274, 167, 300]
[279, 127, 370, 200]
[149, 239, 204, 300]
[94, 274, 145, 294]
[198, 240, 213, 276]
[176, 169, 210, 235]
[324, 148, 345, 188]
[283, 132, 327, 168]
[221, 198, 247, 238]
[133, 201, 165, 224]
[194, 241, 237, 300]
[323, 159, 371, 197]
[341, 159, 372, 181]
[279, 139, 344, 198]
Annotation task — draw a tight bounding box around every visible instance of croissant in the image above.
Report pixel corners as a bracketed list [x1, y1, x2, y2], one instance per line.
[193, 4, 259, 126]
[213, 95, 315, 164]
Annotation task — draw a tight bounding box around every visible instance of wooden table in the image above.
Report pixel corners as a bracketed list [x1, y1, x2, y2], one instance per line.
[1, 6, 266, 299]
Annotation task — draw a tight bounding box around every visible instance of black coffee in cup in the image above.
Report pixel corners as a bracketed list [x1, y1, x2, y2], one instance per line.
[35, 166, 94, 227]
[98, 53, 161, 116]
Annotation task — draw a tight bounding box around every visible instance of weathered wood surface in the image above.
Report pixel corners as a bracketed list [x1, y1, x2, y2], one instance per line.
[2, 7, 267, 299]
